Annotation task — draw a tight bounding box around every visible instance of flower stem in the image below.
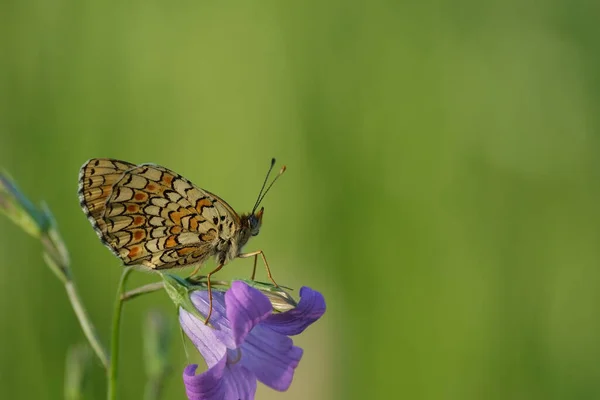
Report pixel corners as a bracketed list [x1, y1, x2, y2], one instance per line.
[119, 278, 233, 302]
[120, 282, 164, 301]
[65, 281, 109, 369]
[107, 267, 133, 400]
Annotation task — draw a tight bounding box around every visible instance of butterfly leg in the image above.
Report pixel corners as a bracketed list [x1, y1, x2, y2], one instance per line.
[238, 250, 279, 287]
[250, 254, 258, 280]
[204, 263, 224, 325]
[188, 264, 203, 278]
[184, 265, 204, 285]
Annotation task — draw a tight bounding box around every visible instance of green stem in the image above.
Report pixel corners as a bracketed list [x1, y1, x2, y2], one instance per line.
[107, 267, 133, 400]
[120, 282, 164, 301]
[120, 278, 233, 302]
[65, 282, 109, 369]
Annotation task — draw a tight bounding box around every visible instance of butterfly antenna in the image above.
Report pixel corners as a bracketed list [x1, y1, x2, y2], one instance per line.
[253, 164, 286, 213]
[252, 158, 276, 213]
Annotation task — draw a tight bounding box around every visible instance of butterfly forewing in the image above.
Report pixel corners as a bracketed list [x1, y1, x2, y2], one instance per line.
[79, 159, 242, 270]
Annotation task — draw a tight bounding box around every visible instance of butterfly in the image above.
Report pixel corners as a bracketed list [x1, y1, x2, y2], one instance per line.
[78, 158, 285, 322]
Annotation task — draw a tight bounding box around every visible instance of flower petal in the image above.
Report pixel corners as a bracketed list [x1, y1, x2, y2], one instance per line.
[179, 308, 226, 367]
[188, 290, 236, 349]
[183, 358, 257, 400]
[183, 362, 225, 400]
[264, 287, 326, 336]
[240, 324, 303, 391]
[226, 281, 272, 347]
[222, 362, 257, 400]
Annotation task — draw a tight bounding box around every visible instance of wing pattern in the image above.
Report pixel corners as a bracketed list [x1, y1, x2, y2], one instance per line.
[78, 158, 136, 256]
[78, 159, 241, 270]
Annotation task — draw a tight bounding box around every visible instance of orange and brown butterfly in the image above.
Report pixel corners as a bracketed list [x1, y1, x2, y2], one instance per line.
[78, 158, 285, 321]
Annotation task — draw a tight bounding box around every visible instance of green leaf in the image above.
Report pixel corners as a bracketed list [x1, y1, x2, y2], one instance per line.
[161, 273, 214, 326]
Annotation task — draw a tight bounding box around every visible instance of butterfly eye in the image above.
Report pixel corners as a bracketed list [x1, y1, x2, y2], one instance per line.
[248, 215, 261, 236]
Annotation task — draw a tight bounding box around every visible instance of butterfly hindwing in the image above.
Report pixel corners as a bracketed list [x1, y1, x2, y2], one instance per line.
[142, 244, 214, 270]
[78, 158, 137, 255]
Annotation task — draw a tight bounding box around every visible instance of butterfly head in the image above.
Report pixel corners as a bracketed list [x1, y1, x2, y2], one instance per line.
[247, 207, 264, 237]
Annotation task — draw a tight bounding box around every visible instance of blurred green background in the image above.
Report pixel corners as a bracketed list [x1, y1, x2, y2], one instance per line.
[2, 0, 600, 399]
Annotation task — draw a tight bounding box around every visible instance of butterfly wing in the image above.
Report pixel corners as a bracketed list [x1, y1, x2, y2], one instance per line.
[78, 158, 137, 256]
[99, 163, 241, 269]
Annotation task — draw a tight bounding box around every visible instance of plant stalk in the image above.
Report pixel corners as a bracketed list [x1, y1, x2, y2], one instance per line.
[107, 267, 133, 400]
[121, 282, 164, 301]
[65, 281, 109, 369]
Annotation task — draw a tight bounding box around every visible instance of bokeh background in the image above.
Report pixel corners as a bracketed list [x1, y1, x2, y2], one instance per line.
[2, 1, 600, 399]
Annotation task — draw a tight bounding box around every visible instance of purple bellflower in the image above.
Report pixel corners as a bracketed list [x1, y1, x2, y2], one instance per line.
[179, 281, 326, 400]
